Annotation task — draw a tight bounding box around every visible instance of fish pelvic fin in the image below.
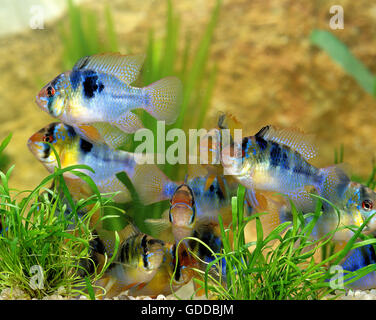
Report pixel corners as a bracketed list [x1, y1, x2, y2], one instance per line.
[142, 76, 183, 124]
[145, 216, 172, 239]
[132, 164, 176, 205]
[112, 111, 144, 133]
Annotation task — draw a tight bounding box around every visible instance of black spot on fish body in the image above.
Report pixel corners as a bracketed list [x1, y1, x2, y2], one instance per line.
[209, 185, 215, 192]
[123, 241, 130, 263]
[79, 139, 93, 153]
[81, 70, 104, 99]
[83, 72, 98, 98]
[198, 231, 222, 258]
[141, 235, 149, 269]
[66, 125, 77, 138]
[255, 135, 268, 151]
[364, 245, 376, 265]
[269, 142, 281, 167]
[47, 98, 53, 114]
[281, 151, 290, 170]
[242, 137, 249, 150]
[90, 235, 106, 255]
[70, 70, 81, 91]
[215, 182, 225, 201]
[293, 161, 311, 178]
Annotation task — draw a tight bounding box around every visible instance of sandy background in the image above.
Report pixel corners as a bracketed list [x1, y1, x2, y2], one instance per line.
[0, 0, 376, 191]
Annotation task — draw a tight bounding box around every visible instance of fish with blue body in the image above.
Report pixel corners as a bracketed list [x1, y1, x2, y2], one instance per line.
[214, 124, 376, 234]
[36, 53, 182, 149]
[338, 242, 376, 290]
[27, 122, 163, 203]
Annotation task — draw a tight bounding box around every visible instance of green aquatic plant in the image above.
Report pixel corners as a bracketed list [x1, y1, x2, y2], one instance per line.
[0, 133, 11, 173]
[310, 30, 376, 97]
[59, 0, 118, 70]
[0, 134, 119, 299]
[187, 185, 376, 300]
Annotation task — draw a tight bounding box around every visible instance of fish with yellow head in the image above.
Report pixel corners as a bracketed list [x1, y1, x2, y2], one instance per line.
[35, 53, 182, 149]
[27, 122, 163, 203]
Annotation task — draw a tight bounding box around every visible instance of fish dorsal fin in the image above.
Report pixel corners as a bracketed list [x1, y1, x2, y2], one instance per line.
[118, 223, 141, 243]
[73, 53, 146, 85]
[256, 125, 317, 160]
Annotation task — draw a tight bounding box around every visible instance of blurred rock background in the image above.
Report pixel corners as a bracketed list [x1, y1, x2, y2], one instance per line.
[0, 0, 376, 191]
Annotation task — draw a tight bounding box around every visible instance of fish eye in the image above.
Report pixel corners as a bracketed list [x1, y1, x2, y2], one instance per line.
[43, 135, 53, 143]
[46, 86, 55, 98]
[362, 199, 373, 211]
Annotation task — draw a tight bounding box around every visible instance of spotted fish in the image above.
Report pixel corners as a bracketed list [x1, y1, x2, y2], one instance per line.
[27, 122, 163, 203]
[36, 53, 182, 149]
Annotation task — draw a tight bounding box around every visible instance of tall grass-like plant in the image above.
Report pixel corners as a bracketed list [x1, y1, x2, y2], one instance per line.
[310, 30, 376, 96]
[0, 134, 119, 299]
[59, 0, 119, 70]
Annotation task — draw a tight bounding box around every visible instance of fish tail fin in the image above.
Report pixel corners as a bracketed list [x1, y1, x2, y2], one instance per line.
[317, 164, 350, 205]
[132, 164, 176, 205]
[142, 76, 183, 124]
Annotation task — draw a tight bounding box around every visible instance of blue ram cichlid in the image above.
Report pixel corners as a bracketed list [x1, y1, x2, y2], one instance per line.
[215, 124, 376, 234]
[27, 122, 163, 204]
[36, 53, 182, 149]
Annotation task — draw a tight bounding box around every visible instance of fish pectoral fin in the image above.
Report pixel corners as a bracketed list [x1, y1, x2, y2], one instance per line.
[132, 164, 174, 205]
[73, 53, 146, 85]
[112, 111, 144, 133]
[75, 124, 103, 143]
[144, 217, 171, 237]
